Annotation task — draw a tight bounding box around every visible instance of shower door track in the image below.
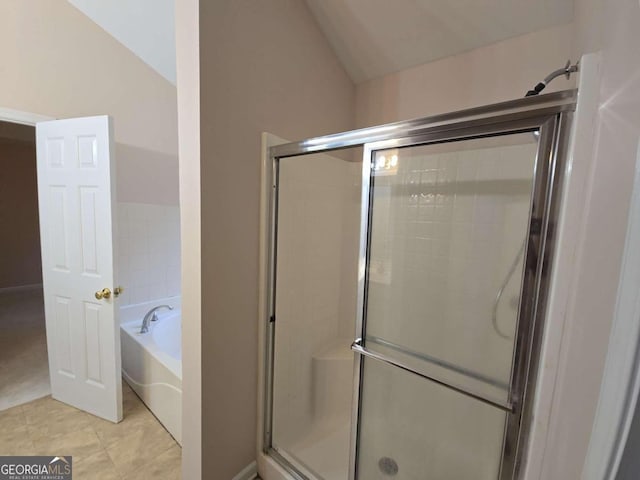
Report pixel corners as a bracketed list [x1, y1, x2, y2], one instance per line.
[262, 90, 577, 480]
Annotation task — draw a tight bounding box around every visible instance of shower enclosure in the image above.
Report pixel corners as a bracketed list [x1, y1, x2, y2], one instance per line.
[261, 91, 576, 480]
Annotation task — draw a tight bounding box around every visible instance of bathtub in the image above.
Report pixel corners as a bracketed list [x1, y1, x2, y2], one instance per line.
[120, 297, 182, 444]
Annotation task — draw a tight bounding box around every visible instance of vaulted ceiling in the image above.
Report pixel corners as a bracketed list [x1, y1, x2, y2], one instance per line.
[304, 0, 574, 83]
[67, 0, 176, 84]
[67, 0, 574, 87]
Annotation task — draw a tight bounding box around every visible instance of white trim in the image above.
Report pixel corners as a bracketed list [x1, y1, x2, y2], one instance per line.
[232, 461, 258, 480]
[0, 107, 53, 126]
[582, 140, 640, 480]
[520, 52, 602, 480]
[0, 283, 43, 294]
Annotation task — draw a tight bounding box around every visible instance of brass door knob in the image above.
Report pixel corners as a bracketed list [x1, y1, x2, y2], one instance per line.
[114, 286, 124, 297]
[95, 288, 112, 300]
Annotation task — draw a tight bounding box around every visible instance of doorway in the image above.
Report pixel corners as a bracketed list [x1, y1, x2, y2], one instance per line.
[0, 120, 49, 410]
[0, 110, 182, 476]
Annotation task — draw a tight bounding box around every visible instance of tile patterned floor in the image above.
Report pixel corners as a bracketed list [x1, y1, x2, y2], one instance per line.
[0, 381, 181, 479]
[0, 287, 50, 410]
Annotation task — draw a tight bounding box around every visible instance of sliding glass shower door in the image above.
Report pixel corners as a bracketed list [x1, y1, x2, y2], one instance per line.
[353, 134, 539, 479]
[263, 91, 575, 480]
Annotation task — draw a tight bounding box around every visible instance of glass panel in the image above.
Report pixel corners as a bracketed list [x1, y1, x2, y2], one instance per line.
[357, 358, 506, 479]
[271, 147, 362, 480]
[364, 133, 538, 402]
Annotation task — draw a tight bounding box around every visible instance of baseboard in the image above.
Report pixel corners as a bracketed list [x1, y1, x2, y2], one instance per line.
[0, 283, 42, 294]
[232, 461, 258, 480]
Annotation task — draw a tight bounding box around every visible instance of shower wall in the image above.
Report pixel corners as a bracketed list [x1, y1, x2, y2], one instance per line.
[116, 203, 181, 307]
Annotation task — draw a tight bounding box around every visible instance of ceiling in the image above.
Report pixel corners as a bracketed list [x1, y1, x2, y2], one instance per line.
[67, 0, 176, 84]
[305, 0, 574, 83]
[66, 0, 573, 87]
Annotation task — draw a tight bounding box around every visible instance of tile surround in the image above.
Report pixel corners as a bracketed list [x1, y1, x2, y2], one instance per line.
[116, 203, 181, 307]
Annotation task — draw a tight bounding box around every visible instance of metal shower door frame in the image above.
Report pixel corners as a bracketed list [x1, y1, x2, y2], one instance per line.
[262, 91, 576, 480]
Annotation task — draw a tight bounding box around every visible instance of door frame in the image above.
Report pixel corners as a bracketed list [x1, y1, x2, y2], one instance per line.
[258, 91, 577, 480]
[0, 107, 53, 126]
[1, 108, 125, 423]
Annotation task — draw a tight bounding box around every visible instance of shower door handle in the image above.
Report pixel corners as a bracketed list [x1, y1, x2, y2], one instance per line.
[350, 338, 514, 413]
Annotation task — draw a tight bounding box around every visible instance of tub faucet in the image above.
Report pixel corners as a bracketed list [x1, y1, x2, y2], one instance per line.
[140, 305, 173, 333]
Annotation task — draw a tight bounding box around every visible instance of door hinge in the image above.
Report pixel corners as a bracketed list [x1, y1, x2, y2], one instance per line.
[269, 315, 275, 323]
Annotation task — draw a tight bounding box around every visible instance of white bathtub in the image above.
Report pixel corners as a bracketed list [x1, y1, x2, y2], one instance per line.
[120, 298, 182, 443]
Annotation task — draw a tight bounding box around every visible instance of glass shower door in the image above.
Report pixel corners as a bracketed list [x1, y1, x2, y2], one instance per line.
[352, 132, 543, 479]
[264, 92, 575, 480]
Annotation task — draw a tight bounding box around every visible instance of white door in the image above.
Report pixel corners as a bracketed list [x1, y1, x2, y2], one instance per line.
[35, 116, 122, 423]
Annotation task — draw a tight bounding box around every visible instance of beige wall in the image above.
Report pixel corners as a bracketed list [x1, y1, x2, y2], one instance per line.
[0, 137, 41, 289]
[0, 0, 178, 205]
[197, 0, 355, 477]
[355, 24, 575, 127]
[115, 145, 179, 206]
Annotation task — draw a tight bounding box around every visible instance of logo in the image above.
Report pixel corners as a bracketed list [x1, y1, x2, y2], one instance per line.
[0, 456, 72, 480]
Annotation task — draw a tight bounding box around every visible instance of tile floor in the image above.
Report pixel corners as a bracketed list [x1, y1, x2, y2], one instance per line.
[0, 287, 50, 410]
[0, 287, 181, 478]
[0, 381, 181, 479]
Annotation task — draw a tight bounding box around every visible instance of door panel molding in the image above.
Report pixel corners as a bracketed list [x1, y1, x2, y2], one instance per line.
[36, 115, 122, 423]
